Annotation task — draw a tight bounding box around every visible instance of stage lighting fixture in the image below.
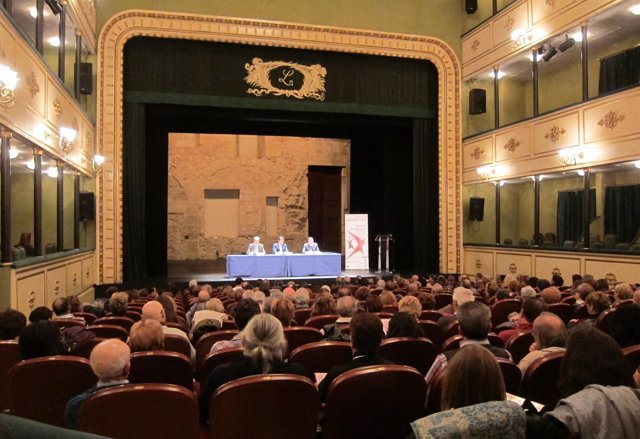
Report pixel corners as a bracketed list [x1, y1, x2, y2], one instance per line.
[542, 46, 557, 62]
[558, 35, 575, 52]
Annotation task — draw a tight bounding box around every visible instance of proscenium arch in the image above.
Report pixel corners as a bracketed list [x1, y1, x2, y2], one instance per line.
[96, 9, 462, 283]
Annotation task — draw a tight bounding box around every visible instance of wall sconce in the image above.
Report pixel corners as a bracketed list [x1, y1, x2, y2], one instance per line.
[477, 165, 496, 181]
[92, 154, 105, 172]
[559, 147, 585, 166]
[59, 127, 77, 153]
[0, 64, 19, 109]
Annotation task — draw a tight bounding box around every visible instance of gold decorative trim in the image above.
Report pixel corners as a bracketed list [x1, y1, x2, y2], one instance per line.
[0, 41, 5, 59]
[26, 72, 40, 98]
[504, 17, 515, 33]
[509, 263, 517, 273]
[244, 58, 326, 101]
[503, 137, 520, 153]
[597, 110, 625, 131]
[97, 10, 462, 282]
[52, 98, 62, 119]
[470, 147, 484, 160]
[471, 39, 480, 51]
[545, 125, 566, 143]
[475, 259, 482, 269]
[546, 0, 558, 6]
[72, 117, 80, 132]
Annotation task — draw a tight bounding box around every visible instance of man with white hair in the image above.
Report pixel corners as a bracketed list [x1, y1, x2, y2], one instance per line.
[64, 339, 130, 428]
[293, 288, 310, 308]
[186, 289, 211, 326]
[246, 236, 265, 255]
[302, 236, 320, 253]
[322, 296, 357, 341]
[143, 301, 195, 363]
[437, 287, 475, 329]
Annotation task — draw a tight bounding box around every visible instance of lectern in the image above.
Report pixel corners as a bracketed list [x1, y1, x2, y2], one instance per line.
[375, 234, 393, 273]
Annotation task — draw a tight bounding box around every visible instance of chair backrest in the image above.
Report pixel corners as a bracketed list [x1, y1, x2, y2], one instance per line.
[323, 365, 426, 439]
[163, 334, 192, 358]
[165, 321, 187, 333]
[73, 312, 97, 324]
[371, 312, 394, 319]
[288, 341, 352, 376]
[418, 320, 445, 352]
[504, 330, 534, 364]
[0, 341, 21, 411]
[283, 327, 323, 357]
[497, 358, 522, 394]
[93, 316, 135, 332]
[210, 375, 318, 439]
[425, 369, 445, 415]
[596, 309, 614, 334]
[52, 318, 85, 330]
[379, 337, 437, 375]
[293, 308, 312, 326]
[86, 324, 128, 341]
[434, 294, 452, 309]
[74, 337, 107, 360]
[382, 305, 399, 314]
[491, 300, 522, 328]
[197, 347, 244, 383]
[420, 310, 443, 322]
[77, 383, 200, 439]
[221, 320, 238, 330]
[441, 335, 464, 352]
[520, 351, 565, 405]
[304, 314, 339, 329]
[487, 333, 506, 348]
[623, 344, 640, 371]
[547, 303, 574, 325]
[125, 310, 142, 322]
[129, 351, 194, 390]
[8, 355, 97, 427]
[196, 330, 239, 368]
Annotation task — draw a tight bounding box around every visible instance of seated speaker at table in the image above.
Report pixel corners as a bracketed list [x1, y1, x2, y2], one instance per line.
[246, 236, 266, 255]
[302, 236, 320, 254]
[272, 236, 289, 255]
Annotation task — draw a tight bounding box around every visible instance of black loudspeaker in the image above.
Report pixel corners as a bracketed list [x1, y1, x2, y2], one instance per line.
[79, 192, 95, 221]
[465, 0, 478, 13]
[469, 197, 485, 221]
[79, 62, 93, 95]
[469, 88, 486, 114]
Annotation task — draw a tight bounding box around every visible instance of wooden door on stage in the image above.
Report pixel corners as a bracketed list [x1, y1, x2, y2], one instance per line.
[308, 166, 342, 253]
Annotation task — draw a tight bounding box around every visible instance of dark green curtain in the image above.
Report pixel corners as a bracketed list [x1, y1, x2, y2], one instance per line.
[599, 46, 640, 95]
[604, 184, 640, 243]
[556, 189, 596, 245]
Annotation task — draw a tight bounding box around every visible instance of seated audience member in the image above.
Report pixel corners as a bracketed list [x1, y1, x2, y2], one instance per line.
[436, 287, 475, 330]
[519, 285, 538, 302]
[570, 291, 610, 328]
[128, 319, 164, 353]
[156, 293, 178, 323]
[498, 297, 547, 343]
[64, 339, 131, 429]
[191, 298, 227, 330]
[210, 299, 261, 353]
[108, 292, 129, 317]
[609, 303, 640, 348]
[293, 288, 310, 309]
[191, 314, 223, 346]
[18, 321, 64, 360]
[52, 297, 82, 322]
[366, 294, 383, 313]
[398, 296, 422, 319]
[141, 301, 195, 363]
[0, 308, 27, 341]
[613, 282, 633, 306]
[269, 298, 295, 327]
[540, 287, 562, 305]
[540, 327, 639, 438]
[186, 289, 211, 327]
[594, 278, 610, 292]
[537, 279, 551, 291]
[310, 293, 337, 317]
[386, 312, 424, 338]
[322, 295, 358, 341]
[416, 292, 436, 311]
[354, 286, 371, 302]
[28, 306, 53, 323]
[67, 295, 83, 314]
[318, 313, 392, 402]
[426, 301, 511, 396]
[574, 282, 594, 307]
[282, 286, 296, 301]
[518, 312, 567, 375]
[263, 290, 283, 314]
[199, 313, 311, 425]
[379, 290, 398, 307]
[440, 344, 506, 410]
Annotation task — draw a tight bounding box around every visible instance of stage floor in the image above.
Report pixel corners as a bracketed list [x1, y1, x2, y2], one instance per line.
[167, 259, 382, 285]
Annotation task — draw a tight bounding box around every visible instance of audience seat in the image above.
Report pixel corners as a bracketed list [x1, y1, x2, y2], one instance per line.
[197, 347, 244, 383]
[86, 324, 128, 341]
[420, 311, 442, 322]
[519, 351, 565, 405]
[487, 333, 506, 348]
[8, 355, 97, 427]
[379, 337, 437, 375]
[441, 335, 464, 352]
[497, 358, 522, 394]
[303, 314, 339, 330]
[382, 305, 399, 314]
[322, 365, 426, 439]
[73, 312, 97, 324]
[221, 320, 238, 330]
[371, 312, 394, 319]
[490, 300, 522, 328]
[504, 330, 534, 364]
[434, 294, 452, 309]
[125, 310, 142, 322]
[163, 334, 192, 358]
[596, 309, 615, 334]
[74, 337, 107, 360]
[92, 316, 135, 332]
[288, 341, 352, 379]
[573, 305, 590, 320]
[129, 351, 194, 390]
[0, 341, 21, 411]
[425, 369, 445, 415]
[52, 318, 85, 330]
[418, 320, 445, 352]
[561, 296, 576, 305]
[195, 330, 239, 369]
[293, 308, 312, 326]
[166, 321, 188, 333]
[443, 320, 460, 339]
[547, 303, 574, 325]
[209, 375, 317, 439]
[77, 383, 203, 439]
[283, 327, 323, 357]
[623, 344, 640, 371]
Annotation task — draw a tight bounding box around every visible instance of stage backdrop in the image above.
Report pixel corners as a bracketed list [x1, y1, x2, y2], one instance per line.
[345, 214, 369, 270]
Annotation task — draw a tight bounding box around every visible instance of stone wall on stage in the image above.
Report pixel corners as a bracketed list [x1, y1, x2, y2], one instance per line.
[167, 133, 350, 260]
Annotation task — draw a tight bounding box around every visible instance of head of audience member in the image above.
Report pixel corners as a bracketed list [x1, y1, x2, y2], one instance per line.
[551, 274, 564, 287]
[141, 300, 166, 324]
[585, 291, 610, 317]
[594, 278, 610, 292]
[528, 276, 539, 289]
[376, 279, 386, 289]
[430, 283, 444, 295]
[379, 290, 398, 307]
[283, 287, 296, 301]
[109, 292, 129, 317]
[575, 282, 595, 302]
[231, 299, 261, 331]
[52, 297, 70, 317]
[456, 301, 491, 341]
[350, 312, 384, 355]
[337, 286, 351, 297]
[452, 287, 475, 312]
[416, 292, 436, 310]
[197, 289, 211, 304]
[205, 298, 225, 313]
[609, 304, 640, 348]
[440, 344, 506, 410]
[365, 294, 383, 313]
[293, 288, 310, 308]
[128, 319, 164, 353]
[614, 283, 633, 303]
[520, 297, 547, 325]
[18, 321, 64, 359]
[558, 327, 634, 398]
[90, 339, 131, 384]
[311, 293, 336, 317]
[531, 312, 567, 350]
[270, 298, 294, 327]
[495, 289, 510, 301]
[519, 286, 537, 302]
[188, 279, 199, 291]
[337, 295, 358, 318]
[28, 306, 53, 323]
[387, 312, 424, 338]
[537, 279, 551, 291]
[398, 296, 422, 319]
[67, 295, 82, 313]
[0, 309, 27, 340]
[354, 287, 370, 302]
[242, 313, 287, 374]
[540, 287, 561, 305]
[263, 291, 282, 313]
[156, 294, 177, 323]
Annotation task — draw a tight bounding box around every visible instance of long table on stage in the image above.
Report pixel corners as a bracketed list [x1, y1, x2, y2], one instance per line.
[226, 253, 342, 278]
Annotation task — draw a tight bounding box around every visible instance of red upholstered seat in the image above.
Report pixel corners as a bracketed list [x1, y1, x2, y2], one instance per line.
[52, 318, 85, 330]
[283, 327, 323, 357]
[0, 341, 21, 411]
[487, 333, 505, 348]
[77, 383, 203, 439]
[8, 355, 97, 427]
[210, 375, 318, 439]
[73, 312, 97, 324]
[125, 310, 142, 321]
[288, 341, 352, 378]
[304, 314, 339, 330]
[293, 308, 312, 326]
[197, 347, 244, 383]
[163, 333, 192, 358]
[623, 344, 640, 370]
[596, 309, 615, 335]
[548, 303, 574, 325]
[93, 316, 135, 332]
[166, 321, 188, 333]
[74, 337, 107, 359]
[372, 312, 394, 319]
[444, 320, 460, 339]
[221, 319, 238, 330]
[420, 310, 443, 322]
[129, 351, 194, 390]
[441, 335, 464, 352]
[434, 294, 452, 309]
[497, 358, 522, 394]
[505, 330, 534, 364]
[491, 300, 522, 328]
[382, 305, 399, 314]
[196, 330, 239, 369]
[425, 369, 445, 415]
[418, 320, 445, 352]
[86, 324, 128, 341]
[520, 351, 565, 405]
[379, 337, 437, 375]
[322, 365, 426, 439]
